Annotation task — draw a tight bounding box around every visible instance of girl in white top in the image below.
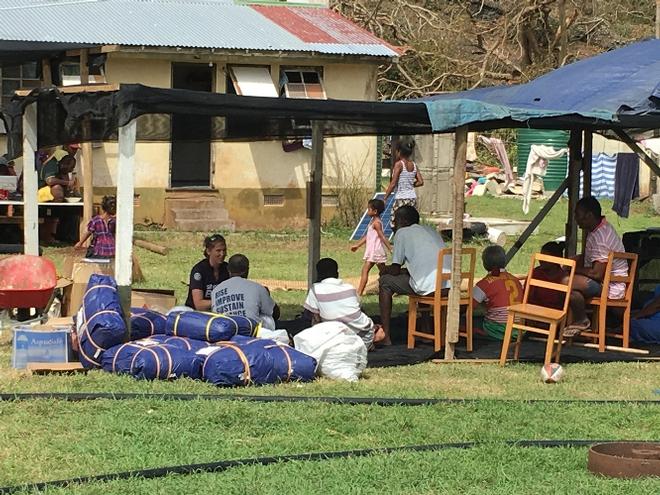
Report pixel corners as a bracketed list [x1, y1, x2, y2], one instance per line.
[384, 138, 424, 228]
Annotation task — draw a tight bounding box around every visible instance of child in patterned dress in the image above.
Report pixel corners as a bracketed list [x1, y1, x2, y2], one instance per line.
[351, 199, 392, 296]
[75, 195, 116, 258]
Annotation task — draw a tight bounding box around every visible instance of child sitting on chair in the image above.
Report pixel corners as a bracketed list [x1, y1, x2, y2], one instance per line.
[472, 245, 523, 340]
[528, 241, 567, 310]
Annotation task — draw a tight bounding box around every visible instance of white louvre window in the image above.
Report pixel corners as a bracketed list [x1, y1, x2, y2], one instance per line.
[229, 66, 278, 97]
[263, 194, 285, 206]
[322, 195, 339, 207]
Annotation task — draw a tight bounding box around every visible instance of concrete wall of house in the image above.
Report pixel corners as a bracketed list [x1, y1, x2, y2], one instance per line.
[414, 133, 455, 216]
[91, 52, 378, 229]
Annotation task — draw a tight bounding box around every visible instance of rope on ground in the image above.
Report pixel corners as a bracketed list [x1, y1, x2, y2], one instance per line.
[1, 393, 659, 406]
[1, 439, 657, 494]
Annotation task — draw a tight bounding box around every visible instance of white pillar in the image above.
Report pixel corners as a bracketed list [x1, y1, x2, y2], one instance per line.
[115, 120, 136, 319]
[22, 102, 39, 255]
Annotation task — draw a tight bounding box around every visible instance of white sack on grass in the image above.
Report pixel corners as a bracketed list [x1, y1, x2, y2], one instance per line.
[167, 306, 193, 316]
[257, 328, 290, 345]
[293, 321, 367, 382]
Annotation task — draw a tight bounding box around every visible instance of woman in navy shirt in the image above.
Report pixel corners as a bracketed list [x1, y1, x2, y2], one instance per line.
[185, 234, 229, 310]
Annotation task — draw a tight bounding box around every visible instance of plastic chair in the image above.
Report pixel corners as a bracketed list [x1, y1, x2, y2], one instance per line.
[407, 247, 476, 352]
[499, 253, 576, 366]
[582, 252, 638, 351]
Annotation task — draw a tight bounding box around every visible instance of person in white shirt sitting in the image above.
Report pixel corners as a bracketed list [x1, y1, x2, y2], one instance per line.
[378, 205, 449, 346]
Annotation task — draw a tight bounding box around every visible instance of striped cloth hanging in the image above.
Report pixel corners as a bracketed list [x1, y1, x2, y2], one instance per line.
[578, 153, 616, 199]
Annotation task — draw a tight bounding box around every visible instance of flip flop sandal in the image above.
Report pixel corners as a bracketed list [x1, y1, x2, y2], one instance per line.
[563, 319, 591, 337]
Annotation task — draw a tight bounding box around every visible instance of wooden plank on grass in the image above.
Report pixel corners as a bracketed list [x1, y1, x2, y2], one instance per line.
[27, 362, 87, 374]
[134, 238, 169, 255]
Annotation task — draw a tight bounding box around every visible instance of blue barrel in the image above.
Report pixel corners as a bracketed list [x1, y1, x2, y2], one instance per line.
[517, 129, 569, 190]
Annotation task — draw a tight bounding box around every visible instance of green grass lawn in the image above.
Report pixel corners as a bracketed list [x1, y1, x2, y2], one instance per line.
[0, 196, 658, 493]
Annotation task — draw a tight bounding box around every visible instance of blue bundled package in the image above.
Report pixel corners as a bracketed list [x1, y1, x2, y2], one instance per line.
[103, 341, 203, 380]
[166, 311, 259, 343]
[200, 341, 278, 386]
[77, 274, 126, 368]
[130, 308, 167, 340]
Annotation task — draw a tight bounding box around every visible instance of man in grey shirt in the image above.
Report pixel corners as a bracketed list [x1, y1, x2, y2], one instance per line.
[378, 205, 449, 346]
[211, 254, 279, 330]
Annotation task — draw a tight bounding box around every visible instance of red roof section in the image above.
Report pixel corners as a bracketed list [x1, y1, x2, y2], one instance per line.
[251, 5, 404, 55]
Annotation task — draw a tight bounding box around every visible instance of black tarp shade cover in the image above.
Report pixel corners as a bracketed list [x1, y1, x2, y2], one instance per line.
[0, 84, 432, 159]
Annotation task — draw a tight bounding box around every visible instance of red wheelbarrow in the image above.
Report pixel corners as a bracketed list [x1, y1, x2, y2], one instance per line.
[0, 255, 58, 316]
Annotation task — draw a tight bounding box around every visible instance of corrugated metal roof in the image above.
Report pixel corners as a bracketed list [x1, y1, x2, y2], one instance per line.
[0, 0, 400, 57]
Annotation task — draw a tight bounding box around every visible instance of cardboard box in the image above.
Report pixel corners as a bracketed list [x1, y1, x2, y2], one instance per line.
[131, 289, 177, 313]
[12, 324, 73, 369]
[62, 258, 114, 316]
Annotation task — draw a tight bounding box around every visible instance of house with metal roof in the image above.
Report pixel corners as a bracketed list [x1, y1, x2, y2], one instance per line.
[0, 0, 402, 229]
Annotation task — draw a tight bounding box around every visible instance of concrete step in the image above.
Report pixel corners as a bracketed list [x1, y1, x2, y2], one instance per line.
[171, 207, 230, 221]
[173, 218, 235, 232]
[166, 197, 225, 210]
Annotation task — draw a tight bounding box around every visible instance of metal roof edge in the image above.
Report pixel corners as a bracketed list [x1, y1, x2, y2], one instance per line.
[114, 45, 394, 62]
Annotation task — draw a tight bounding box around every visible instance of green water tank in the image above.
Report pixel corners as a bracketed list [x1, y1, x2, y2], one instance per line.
[517, 129, 569, 190]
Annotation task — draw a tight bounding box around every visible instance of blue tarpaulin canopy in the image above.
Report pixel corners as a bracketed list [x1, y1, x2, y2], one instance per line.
[418, 39, 660, 134]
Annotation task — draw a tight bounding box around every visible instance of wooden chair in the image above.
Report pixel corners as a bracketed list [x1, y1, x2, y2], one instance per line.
[499, 253, 576, 366]
[582, 252, 638, 352]
[407, 247, 476, 352]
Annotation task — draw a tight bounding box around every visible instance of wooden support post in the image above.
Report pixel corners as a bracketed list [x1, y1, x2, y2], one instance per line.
[22, 103, 39, 256]
[614, 129, 660, 178]
[116, 120, 136, 329]
[565, 130, 582, 258]
[41, 58, 52, 86]
[79, 49, 89, 85]
[445, 126, 468, 360]
[582, 130, 593, 252]
[80, 132, 94, 240]
[505, 177, 569, 265]
[78, 49, 94, 241]
[307, 122, 323, 289]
